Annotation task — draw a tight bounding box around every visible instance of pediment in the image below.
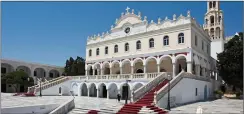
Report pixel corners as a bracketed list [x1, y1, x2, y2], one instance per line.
[115, 14, 143, 29]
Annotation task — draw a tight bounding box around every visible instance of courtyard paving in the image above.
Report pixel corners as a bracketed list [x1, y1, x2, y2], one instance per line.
[169, 99, 243, 114]
[1, 93, 72, 108]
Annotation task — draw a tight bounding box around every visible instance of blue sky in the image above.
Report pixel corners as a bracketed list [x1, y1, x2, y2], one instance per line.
[2, 2, 243, 67]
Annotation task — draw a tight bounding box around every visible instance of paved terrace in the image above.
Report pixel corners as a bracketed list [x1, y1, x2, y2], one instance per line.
[1, 93, 72, 108]
[169, 99, 243, 114]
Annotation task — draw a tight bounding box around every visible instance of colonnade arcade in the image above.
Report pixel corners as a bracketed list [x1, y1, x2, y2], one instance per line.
[86, 54, 215, 77]
[77, 82, 144, 99]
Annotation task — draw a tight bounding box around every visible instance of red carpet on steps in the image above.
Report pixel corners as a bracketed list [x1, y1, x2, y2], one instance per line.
[116, 80, 169, 114]
[87, 110, 100, 114]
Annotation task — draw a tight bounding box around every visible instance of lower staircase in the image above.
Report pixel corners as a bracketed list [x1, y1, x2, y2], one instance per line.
[117, 79, 169, 114]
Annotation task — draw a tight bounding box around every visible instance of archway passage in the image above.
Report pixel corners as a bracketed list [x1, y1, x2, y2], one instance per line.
[16, 66, 31, 76]
[103, 63, 110, 75]
[134, 59, 144, 73]
[81, 83, 88, 96]
[87, 65, 93, 75]
[89, 83, 97, 97]
[136, 69, 143, 73]
[94, 64, 101, 75]
[98, 83, 107, 98]
[34, 68, 46, 78]
[1, 63, 14, 75]
[108, 83, 118, 99]
[146, 58, 157, 73]
[49, 69, 60, 79]
[122, 61, 131, 74]
[111, 62, 120, 74]
[175, 55, 187, 75]
[159, 56, 173, 72]
[72, 84, 78, 96]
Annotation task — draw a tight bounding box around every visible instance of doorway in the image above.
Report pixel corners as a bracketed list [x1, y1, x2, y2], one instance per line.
[102, 86, 107, 98]
[1, 84, 6, 92]
[122, 86, 129, 100]
[20, 85, 25, 92]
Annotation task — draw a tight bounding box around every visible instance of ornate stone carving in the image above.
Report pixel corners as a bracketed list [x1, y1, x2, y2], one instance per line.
[187, 10, 191, 17]
[158, 18, 161, 24]
[132, 9, 134, 14]
[173, 14, 176, 21]
[144, 16, 147, 21]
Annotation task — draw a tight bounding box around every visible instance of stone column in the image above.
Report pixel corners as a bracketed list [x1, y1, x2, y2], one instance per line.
[131, 66, 134, 74]
[157, 64, 160, 73]
[101, 68, 104, 75]
[85, 70, 87, 76]
[187, 62, 192, 73]
[93, 69, 95, 76]
[144, 65, 146, 73]
[107, 89, 109, 99]
[173, 63, 176, 77]
[120, 67, 123, 74]
[88, 89, 90, 97]
[202, 68, 205, 77]
[110, 68, 112, 75]
[196, 65, 200, 76]
[97, 89, 99, 98]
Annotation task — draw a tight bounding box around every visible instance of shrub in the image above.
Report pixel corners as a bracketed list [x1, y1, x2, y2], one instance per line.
[214, 90, 223, 95]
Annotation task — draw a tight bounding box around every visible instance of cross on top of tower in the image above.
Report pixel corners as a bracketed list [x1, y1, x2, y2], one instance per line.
[126, 7, 130, 13]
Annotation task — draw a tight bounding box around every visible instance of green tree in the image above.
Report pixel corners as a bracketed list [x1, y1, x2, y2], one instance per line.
[2, 71, 34, 92]
[217, 32, 243, 90]
[64, 56, 85, 76]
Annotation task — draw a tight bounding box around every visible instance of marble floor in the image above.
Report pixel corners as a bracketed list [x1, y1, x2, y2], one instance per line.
[169, 99, 243, 114]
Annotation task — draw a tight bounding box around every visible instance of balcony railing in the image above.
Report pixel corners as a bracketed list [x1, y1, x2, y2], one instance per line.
[70, 72, 163, 81]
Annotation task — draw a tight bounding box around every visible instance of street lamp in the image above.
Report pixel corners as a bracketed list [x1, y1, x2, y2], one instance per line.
[167, 74, 172, 111]
[39, 77, 42, 97]
[125, 79, 131, 104]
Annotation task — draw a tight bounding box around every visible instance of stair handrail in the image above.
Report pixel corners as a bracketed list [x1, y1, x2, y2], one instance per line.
[133, 72, 170, 102]
[33, 76, 69, 93]
[154, 71, 185, 104]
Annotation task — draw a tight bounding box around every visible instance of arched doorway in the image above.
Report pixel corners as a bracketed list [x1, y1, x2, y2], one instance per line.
[175, 55, 187, 75]
[81, 83, 88, 96]
[89, 83, 97, 97]
[98, 83, 107, 98]
[49, 69, 60, 79]
[111, 61, 120, 74]
[108, 83, 118, 99]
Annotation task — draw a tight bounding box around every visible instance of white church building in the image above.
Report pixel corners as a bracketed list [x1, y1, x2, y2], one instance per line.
[27, 1, 225, 112]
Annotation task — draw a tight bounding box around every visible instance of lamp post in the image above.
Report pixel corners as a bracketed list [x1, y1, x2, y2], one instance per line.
[167, 75, 171, 111]
[39, 77, 42, 97]
[125, 79, 131, 104]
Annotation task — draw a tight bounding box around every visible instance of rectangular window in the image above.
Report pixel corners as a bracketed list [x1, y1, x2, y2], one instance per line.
[202, 41, 204, 50]
[1, 67, 6, 74]
[195, 88, 198, 96]
[195, 36, 198, 46]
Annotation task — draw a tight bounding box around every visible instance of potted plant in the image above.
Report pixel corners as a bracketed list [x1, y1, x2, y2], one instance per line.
[214, 90, 223, 99]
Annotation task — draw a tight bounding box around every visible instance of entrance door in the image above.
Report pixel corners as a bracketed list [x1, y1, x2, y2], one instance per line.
[1, 84, 6, 92]
[204, 85, 207, 100]
[20, 85, 25, 92]
[102, 86, 107, 98]
[122, 86, 129, 100]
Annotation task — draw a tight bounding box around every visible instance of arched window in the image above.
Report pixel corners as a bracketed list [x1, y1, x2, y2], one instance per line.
[163, 36, 169, 46]
[149, 38, 154, 48]
[178, 33, 184, 44]
[114, 45, 118, 53]
[96, 48, 99, 55]
[136, 40, 141, 50]
[218, 16, 221, 23]
[210, 16, 214, 24]
[89, 49, 92, 56]
[105, 46, 108, 54]
[213, 1, 216, 8]
[205, 19, 208, 25]
[125, 43, 129, 51]
[209, 2, 212, 8]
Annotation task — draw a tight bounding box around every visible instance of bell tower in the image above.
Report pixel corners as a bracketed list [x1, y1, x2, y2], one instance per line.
[203, 0, 225, 60]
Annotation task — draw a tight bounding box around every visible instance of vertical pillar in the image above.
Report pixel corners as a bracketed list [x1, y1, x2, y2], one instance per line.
[120, 67, 123, 74]
[93, 69, 95, 76]
[101, 69, 104, 75]
[202, 68, 205, 77]
[157, 64, 160, 73]
[85, 70, 87, 76]
[88, 88, 90, 97]
[172, 63, 176, 77]
[131, 66, 134, 74]
[144, 65, 146, 73]
[187, 62, 192, 73]
[97, 89, 99, 98]
[110, 68, 112, 75]
[107, 89, 109, 99]
[196, 65, 200, 76]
